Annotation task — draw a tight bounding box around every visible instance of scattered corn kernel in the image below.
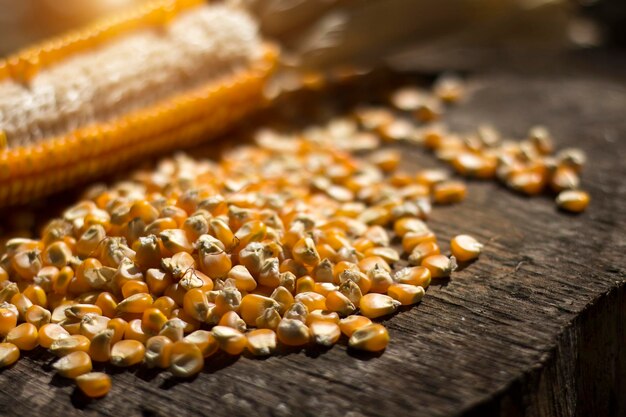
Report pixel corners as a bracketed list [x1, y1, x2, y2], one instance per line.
[76, 372, 111, 398]
[0, 342, 20, 367]
[169, 340, 204, 378]
[450, 235, 483, 262]
[6, 323, 39, 351]
[556, 190, 590, 213]
[246, 329, 277, 356]
[359, 293, 400, 319]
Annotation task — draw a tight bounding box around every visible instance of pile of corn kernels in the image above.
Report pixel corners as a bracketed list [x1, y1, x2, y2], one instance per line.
[0, 75, 589, 399]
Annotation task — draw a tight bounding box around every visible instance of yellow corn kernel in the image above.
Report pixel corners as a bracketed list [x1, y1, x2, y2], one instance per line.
[184, 330, 219, 358]
[170, 308, 201, 334]
[227, 265, 257, 292]
[325, 291, 357, 317]
[294, 292, 327, 312]
[124, 319, 150, 344]
[421, 255, 457, 278]
[50, 334, 90, 356]
[209, 218, 235, 249]
[450, 235, 483, 262]
[24, 305, 51, 328]
[0, 342, 20, 367]
[0, 303, 18, 335]
[53, 351, 92, 379]
[306, 310, 340, 325]
[121, 280, 150, 299]
[367, 264, 394, 294]
[142, 307, 168, 333]
[76, 372, 111, 398]
[146, 218, 179, 236]
[52, 266, 74, 295]
[556, 190, 590, 213]
[263, 288, 290, 315]
[339, 271, 371, 299]
[309, 321, 341, 347]
[198, 247, 232, 279]
[295, 276, 315, 294]
[79, 314, 110, 340]
[107, 318, 127, 344]
[452, 152, 497, 179]
[401, 230, 438, 253]
[95, 292, 118, 318]
[359, 293, 400, 319]
[338, 315, 372, 337]
[276, 319, 310, 347]
[182, 214, 209, 243]
[408, 241, 440, 265]
[51, 303, 73, 323]
[129, 200, 160, 224]
[38, 323, 69, 348]
[7, 323, 39, 350]
[159, 318, 186, 342]
[169, 340, 204, 378]
[393, 217, 429, 238]
[246, 329, 277, 356]
[348, 323, 389, 351]
[213, 287, 242, 316]
[145, 335, 174, 368]
[11, 293, 33, 320]
[432, 181, 467, 204]
[255, 307, 281, 330]
[152, 296, 177, 318]
[116, 293, 153, 314]
[394, 266, 432, 288]
[292, 237, 321, 267]
[59, 318, 82, 335]
[211, 326, 247, 355]
[550, 166, 579, 192]
[22, 284, 48, 308]
[218, 311, 247, 333]
[159, 229, 193, 255]
[110, 339, 145, 367]
[161, 251, 195, 280]
[312, 282, 337, 297]
[65, 303, 102, 320]
[358, 256, 391, 274]
[182, 288, 210, 322]
[133, 235, 161, 269]
[0, 283, 19, 304]
[76, 225, 106, 258]
[89, 329, 114, 362]
[12, 250, 43, 280]
[369, 149, 401, 172]
[239, 294, 279, 327]
[387, 283, 425, 305]
[42, 242, 72, 269]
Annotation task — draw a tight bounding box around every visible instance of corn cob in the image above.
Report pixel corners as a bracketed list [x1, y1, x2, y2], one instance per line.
[0, 0, 278, 206]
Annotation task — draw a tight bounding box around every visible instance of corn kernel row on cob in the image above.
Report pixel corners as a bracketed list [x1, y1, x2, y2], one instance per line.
[0, 0, 278, 206]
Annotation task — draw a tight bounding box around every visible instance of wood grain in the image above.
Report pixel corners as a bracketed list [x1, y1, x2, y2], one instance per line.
[0, 51, 624, 417]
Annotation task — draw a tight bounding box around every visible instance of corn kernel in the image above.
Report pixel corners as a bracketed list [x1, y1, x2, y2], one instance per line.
[348, 323, 389, 351]
[53, 351, 92, 378]
[110, 340, 145, 367]
[0, 342, 20, 367]
[76, 372, 111, 398]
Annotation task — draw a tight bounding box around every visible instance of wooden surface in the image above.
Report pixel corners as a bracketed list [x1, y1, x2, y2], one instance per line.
[0, 50, 625, 417]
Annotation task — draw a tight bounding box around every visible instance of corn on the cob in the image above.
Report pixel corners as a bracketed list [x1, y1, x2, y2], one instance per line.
[0, 0, 277, 206]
